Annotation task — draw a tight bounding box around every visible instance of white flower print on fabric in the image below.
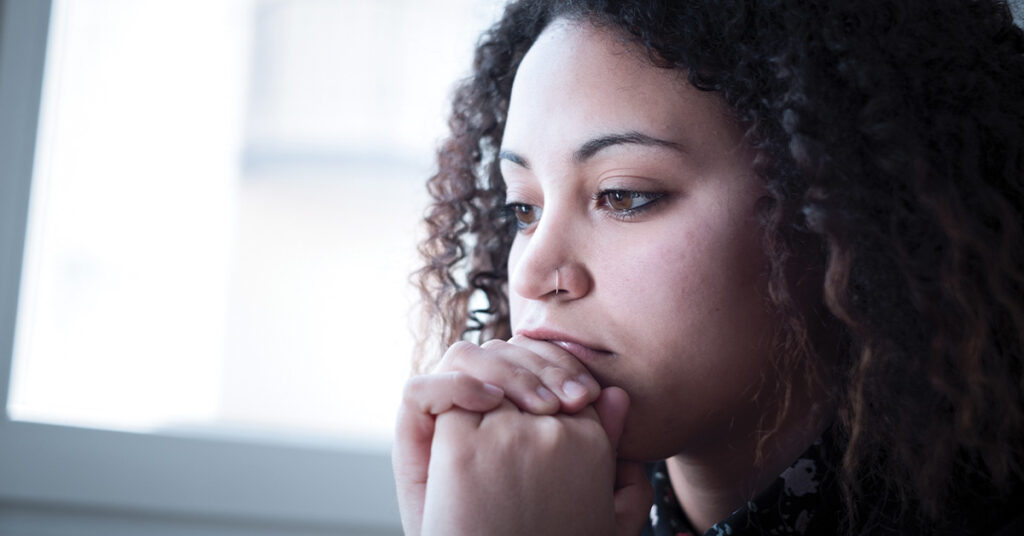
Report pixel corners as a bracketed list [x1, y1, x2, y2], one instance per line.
[708, 522, 733, 535]
[780, 459, 818, 497]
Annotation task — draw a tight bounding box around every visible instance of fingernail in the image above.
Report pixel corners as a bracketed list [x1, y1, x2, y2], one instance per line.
[482, 382, 504, 398]
[536, 386, 558, 404]
[577, 374, 599, 392]
[562, 380, 587, 399]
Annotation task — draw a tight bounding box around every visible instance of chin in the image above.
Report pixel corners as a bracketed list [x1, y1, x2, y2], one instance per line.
[615, 420, 682, 462]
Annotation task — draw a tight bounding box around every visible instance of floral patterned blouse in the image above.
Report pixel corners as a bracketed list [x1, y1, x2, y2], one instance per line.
[642, 436, 840, 536]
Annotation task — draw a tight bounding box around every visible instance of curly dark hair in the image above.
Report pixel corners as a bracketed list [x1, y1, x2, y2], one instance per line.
[415, 0, 1024, 533]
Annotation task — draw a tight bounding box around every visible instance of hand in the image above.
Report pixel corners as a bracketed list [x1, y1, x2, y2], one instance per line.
[421, 387, 651, 536]
[393, 371, 505, 536]
[441, 336, 603, 414]
[394, 337, 603, 535]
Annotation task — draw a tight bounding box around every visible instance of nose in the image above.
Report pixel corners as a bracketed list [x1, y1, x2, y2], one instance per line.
[508, 211, 592, 301]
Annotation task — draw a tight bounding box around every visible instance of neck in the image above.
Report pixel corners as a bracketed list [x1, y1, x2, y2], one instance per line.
[665, 408, 831, 533]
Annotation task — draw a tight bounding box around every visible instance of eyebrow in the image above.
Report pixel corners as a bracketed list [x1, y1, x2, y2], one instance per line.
[498, 130, 684, 169]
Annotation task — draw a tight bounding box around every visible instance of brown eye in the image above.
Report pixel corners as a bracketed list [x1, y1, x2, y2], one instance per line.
[597, 190, 663, 215]
[606, 191, 634, 211]
[515, 204, 538, 224]
[505, 203, 542, 231]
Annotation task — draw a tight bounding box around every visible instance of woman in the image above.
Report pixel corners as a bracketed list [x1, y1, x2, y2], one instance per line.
[394, 1, 1024, 534]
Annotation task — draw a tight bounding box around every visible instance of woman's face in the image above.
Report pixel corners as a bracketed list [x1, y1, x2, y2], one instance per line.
[503, 20, 779, 461]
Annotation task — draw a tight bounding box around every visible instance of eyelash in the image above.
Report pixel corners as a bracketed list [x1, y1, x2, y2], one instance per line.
[593, 189, 666, 219]
[502, 189, 666, 233]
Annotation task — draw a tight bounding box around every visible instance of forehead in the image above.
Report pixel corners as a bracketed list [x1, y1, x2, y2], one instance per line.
[502, 19, 741, 161]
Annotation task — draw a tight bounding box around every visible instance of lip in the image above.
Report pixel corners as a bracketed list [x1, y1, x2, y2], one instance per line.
[515, 327, 614, 362]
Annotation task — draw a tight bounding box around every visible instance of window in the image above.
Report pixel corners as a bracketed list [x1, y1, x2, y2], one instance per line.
[0, 1, 501, 533]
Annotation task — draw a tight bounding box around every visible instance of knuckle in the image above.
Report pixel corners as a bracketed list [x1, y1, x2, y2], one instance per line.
[442, 340, 478, 368]
[447, 340, 476, 356]
[434, 432, 476, 465]
[509, 366, 540, 385]
[401, 374, 427, 399]
[481, 338, 506, 349]
[444, 370, 468, 389]
[538, 364, 571, 382]
[533, 415, 568, 446]
[400, 373, 454, 413]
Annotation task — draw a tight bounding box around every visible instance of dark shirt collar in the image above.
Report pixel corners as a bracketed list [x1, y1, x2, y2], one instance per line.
[644, 434, 841, 536]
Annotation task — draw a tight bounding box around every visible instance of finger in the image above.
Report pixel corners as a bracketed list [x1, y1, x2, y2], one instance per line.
[437, 340, 560, 414]
[593, 386, 631, 448]
[507, 335, 602, 411]
[486, 338, 595, 411]
[613, 460, 654, 535]
[395, 372, 504, 475]
[392, 372, 504, 536]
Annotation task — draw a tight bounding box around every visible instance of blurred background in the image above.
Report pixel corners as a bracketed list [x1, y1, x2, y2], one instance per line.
[0, 0, 501, 534]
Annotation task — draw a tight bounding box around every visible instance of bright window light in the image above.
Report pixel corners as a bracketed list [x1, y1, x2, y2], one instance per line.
[7, 0, 501, 448]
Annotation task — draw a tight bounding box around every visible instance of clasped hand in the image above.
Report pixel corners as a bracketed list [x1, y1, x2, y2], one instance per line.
[393, 336, 653, 536]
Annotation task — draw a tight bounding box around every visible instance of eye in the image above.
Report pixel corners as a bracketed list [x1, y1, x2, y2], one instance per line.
[595, 190, 664, 214]
[504, 202, 542, 231]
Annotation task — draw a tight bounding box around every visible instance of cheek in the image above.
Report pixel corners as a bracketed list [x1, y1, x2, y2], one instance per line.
[598, 216, 777, 459]
[598, 222, 760, 326]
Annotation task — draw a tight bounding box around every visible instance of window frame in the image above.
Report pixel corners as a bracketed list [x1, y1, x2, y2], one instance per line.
[0, 2, 400, 533]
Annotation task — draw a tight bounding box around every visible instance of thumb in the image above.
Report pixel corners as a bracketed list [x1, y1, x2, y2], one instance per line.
[593, 388, 653, 534]
[593, 386, 630, 448]
[614, 460, 654, 535]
